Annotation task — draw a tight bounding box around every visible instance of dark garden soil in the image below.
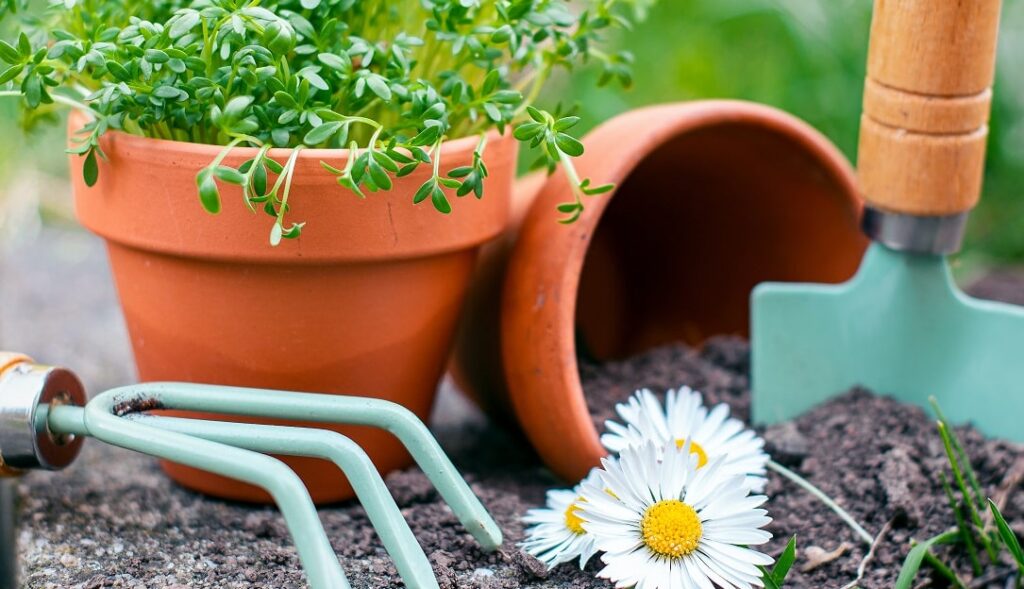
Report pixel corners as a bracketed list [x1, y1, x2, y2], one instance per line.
[15, 250, 1024, 588]
[582, 339, 1024, 589]
[22, 339, 1023, 589]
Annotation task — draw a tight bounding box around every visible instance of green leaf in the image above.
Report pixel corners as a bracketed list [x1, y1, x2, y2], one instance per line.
[526, 105, 546, 123]
[0, 64, 21, 85]
[317, 52, 348, 71]
[105, 60, 131, 82]
[366, 75, 392, 101]
[153, 85, 182, 99]
[82, 149, 99, 187]
[483, 102, 502, 122]
[413, 180, 433, 204]
[252, 163, 268, 196]
[582, 181, 614, 196]
[371, 150, 398, 173]
[894, 531, 959, 589]
[269, 222, 283, 246]
[338, 176, 365, 198]
[281, 222, 305, 239]
[17, 32, 30, 58]
[0, 41, 20, 64]
[196, 170, 221, 214]
[760, 536, 797, 589]
[410, 125, 440, 147]
[303, 120, 343, 145]
[989, 499, 1024, 569]
[431, 184, 451, 214]
[302, 70, 329, 91]
[513, 122, 543, 141]
[22, 74, 41, 108]
[169, 10, 201, 39]
[144, 49, 170, 64]
[555, 133, 584, 157]
[396, 163, 419, 177]
[367, 158, 392, 190]
[491, 89, 521, 104]
[554, 116, 581, 132]
[213, 166, 246, 185]
[224, 95, 254, 119]
[274, 91, 297, 108]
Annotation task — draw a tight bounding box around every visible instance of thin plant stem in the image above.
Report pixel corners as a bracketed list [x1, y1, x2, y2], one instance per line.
[0, 90, 100, 117]
[767, 459, 874, 546]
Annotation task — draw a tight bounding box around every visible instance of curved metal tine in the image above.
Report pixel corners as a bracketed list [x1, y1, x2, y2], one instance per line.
[133, 415, 439, 589]
[69, 394, 351, 589]
[105, 382, 503, 550]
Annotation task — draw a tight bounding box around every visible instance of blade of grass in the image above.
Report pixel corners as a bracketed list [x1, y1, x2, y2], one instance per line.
[936, 419, 999, 562]
[930, 397, 987, 512]
[921, 548, 967, 588]
[894, 530, 962, 589]
[760, 535, 797, 589]
[941, 471, 983, 576]
[989, 499, 1024, 571]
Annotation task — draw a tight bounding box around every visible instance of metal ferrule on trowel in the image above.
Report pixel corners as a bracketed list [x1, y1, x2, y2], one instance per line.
[752, 0, 1024, 441]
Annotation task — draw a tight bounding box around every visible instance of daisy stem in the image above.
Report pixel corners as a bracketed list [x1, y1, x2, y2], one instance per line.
[767, 460, 874, 546]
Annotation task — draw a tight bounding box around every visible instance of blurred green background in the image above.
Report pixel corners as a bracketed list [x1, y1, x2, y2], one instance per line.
[556, 0, 1024, 268]
[2, 0, 1023, 266]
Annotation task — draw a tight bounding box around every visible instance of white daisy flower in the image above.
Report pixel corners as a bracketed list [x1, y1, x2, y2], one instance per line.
[520, 468, 602, 569]
[581, 442, 773, 589]
[601, 387, 769, 491]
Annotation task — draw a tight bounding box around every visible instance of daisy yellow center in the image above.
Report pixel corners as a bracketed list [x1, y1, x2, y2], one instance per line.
[641, 500, 702, 558]
[674, 438, 708, 468]
[564, 498, 587, 535]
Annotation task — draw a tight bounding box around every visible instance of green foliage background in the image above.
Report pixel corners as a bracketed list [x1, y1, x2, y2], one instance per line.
[2, 0, 1023, 262]
[553, 0, 1024, 265]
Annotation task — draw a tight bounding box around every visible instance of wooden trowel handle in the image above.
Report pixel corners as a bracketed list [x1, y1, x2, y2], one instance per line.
[858, 0, 1002, 217]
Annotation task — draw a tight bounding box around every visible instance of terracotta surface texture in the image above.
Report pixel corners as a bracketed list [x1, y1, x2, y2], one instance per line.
[69, 114, 516, 503]
[453, 101, 868, 483]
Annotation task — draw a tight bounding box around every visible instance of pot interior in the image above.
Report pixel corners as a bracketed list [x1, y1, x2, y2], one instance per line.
[575, 121, 867, 361]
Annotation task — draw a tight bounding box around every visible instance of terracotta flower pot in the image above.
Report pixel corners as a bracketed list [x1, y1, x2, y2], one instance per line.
[69, 113, 515, 503]
[451, 101, 867, 482]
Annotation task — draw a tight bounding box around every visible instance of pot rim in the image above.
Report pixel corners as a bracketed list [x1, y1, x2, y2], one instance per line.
[68, 112, 498, 164]
[68, 112, 517, 264]
[501, 99, 863, 483]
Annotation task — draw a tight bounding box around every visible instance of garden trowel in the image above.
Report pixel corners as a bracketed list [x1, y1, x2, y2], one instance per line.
[751, 0, 1024, 441]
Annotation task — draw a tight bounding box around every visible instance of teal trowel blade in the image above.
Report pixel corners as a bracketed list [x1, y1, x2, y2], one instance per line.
[752, 242, 1024, 441]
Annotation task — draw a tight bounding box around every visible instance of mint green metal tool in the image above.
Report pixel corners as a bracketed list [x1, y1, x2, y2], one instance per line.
[751, 0, 1022, 440]
[1, 358, 502, 589]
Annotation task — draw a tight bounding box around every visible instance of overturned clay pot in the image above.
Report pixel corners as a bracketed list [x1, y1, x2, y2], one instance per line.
[451, 101, 867, 482]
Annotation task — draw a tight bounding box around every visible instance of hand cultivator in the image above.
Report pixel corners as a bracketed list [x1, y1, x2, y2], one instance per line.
[0, 353, 501, 589]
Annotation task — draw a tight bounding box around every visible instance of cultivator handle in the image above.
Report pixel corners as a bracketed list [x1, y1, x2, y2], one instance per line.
[0, 352, 87, 478]
[858, 0, 1002, 249]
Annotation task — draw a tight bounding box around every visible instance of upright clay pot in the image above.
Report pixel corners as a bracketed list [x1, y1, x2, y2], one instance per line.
[69, 114, 515, 504]
[451, 101, 867, 482]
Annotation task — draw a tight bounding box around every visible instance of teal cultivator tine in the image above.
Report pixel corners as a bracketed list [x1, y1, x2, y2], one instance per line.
[43, 382, 504, 589]
[133, 415, 439, 589]
[752, 242, 1024, 441]
[104, 382, 503, 550]
[48, 399, 350, 589]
